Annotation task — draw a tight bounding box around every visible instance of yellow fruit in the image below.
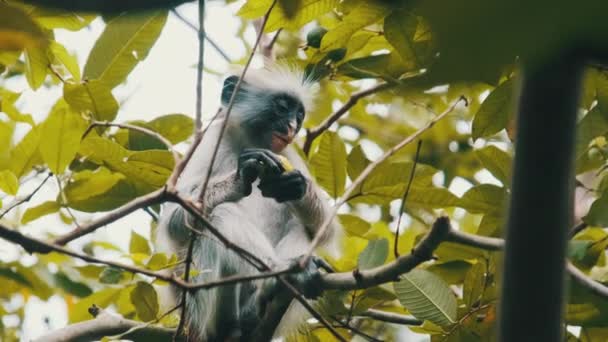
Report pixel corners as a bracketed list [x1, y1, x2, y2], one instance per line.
[277, 155, 294, 172]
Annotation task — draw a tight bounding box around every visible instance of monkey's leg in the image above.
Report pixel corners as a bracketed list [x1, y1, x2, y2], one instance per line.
[182, 205, 280, 342]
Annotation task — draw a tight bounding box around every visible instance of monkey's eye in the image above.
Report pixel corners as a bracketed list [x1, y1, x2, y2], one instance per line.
[276, 98, 289, 111]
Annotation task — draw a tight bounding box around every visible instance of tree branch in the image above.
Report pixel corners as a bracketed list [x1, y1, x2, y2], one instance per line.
[357, 308, 422, 326]
[304, 96, 468, 263]
[302, 82, 395, 155]
[0, 172, 52, 220]
[32, 310, 183, 342]
[54, 187, 166, 245]
[170, 9, 231, 63]
[320, 217, 450, 290]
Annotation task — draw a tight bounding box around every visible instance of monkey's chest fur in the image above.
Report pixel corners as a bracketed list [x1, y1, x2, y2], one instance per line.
[215, 180, 301, 246]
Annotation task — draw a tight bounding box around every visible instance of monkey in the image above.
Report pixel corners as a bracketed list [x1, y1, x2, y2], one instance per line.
[155, 64, 341, 341]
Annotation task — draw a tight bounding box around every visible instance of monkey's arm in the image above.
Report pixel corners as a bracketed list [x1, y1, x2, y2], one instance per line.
[198, 171, 248, 214]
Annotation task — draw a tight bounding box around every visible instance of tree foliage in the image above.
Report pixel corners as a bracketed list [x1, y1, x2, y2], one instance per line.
[1, 0, 608, 341]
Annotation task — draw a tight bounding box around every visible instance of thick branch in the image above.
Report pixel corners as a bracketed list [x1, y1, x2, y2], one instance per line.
[305, 96, 468, 262]
[320, 217, 450, 290]
[33, 310, 183, 342]
[302, 82, 394, 155]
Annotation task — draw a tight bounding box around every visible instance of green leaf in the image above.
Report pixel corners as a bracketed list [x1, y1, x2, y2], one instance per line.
[463, 262, 485, 308]
[64, 80, 119, 121]
[65, 179, 138, 212]
[69, 288, 121, 323]
[472, 79, 514, 140]
[130, 281, 159, 322]
[384, 10, 419, 70]
[474, 145, 512, 186]
[427, 260, 472, 285]
[24, 45, 50, 90]
[310, 131, 346, 197]
[65, 168, 126, 203]
[9, 126, 42, 177]
[394, 269, 457, 327]
[39, 104, 88, 174]
[130, 231, 151, 255]
[22, 201, 60, 224]
[99, 266, 124, 284]
[347, 144, 369, 180]
[147, 114, 194, 144]
[459, 184, 507, 215]
[146, 253, 169, 271]
[568, 240, 592, 262]
[585, 193, 608, 227]
[54, 272, 93, 298]
[79, 138, 170, 188]
[320, 2, 390, 52]
[0, 170, 18, 195]
[240, 0, 338, 33]
[575, 107, 608, 164]
[83, 11, 168, 89]
[358, 238, 388, 270]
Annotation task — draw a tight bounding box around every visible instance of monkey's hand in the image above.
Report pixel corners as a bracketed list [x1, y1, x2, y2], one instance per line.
[258, 170, 307, 203]
[238, 148, 285, 196]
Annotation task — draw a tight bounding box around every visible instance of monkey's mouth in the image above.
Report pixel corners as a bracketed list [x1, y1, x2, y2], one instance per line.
[270, 132, 294, 152]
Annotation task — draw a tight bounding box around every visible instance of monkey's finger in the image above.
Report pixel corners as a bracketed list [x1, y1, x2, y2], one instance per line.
[239, 159, 261, 183]
[240, 150, 284, 174]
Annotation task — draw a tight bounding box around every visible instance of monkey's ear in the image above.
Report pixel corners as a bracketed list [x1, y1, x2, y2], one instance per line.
[221, 75, 244, 105]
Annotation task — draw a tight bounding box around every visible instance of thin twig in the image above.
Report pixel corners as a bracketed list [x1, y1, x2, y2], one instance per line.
[357, 308, 422, 326]
[198, 0, 278, 205]
[394, 140, 422, 258]
[84, 121, 180, 166]
[302, 82, 395, 155]
[304, 96, 468, 263]
[331, 316, 382, 342]
[170, 9, 232, 63]
[0, 172, 52, 220]
[175, 1, 207, 337]
[54, 187, 166, 245]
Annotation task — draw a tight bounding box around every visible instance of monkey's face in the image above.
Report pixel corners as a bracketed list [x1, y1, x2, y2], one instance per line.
[239, 92, 305, 153]
[221, 75, 307, 152]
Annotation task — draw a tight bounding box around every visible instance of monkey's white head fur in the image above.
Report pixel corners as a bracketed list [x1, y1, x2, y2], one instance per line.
[229, 62, 318, 112]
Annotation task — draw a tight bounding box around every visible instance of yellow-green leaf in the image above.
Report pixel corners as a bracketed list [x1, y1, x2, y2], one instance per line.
[69, 288, 121, 323]
[65, 168, 125, 202]
[83, 11, 168, 89]
[0, 2, 46, 50]
[147, 114, 194, 144]
[9, 126, 42, 177]
[0, 170, 18, 195]
[24, 45, 50, 90]
[130, 231, 151, 255]
[320, 2, 390, 52]
[64, 80, 119, 121]
[50, 41, 81, 81]
[39, 104, 88, 174]
[22, 201, 61, 224]
[31, 8, 95, 31]
[0, 89, 35, 125]
[310, 131, 346, 197]
[130, 281, 158, 322]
